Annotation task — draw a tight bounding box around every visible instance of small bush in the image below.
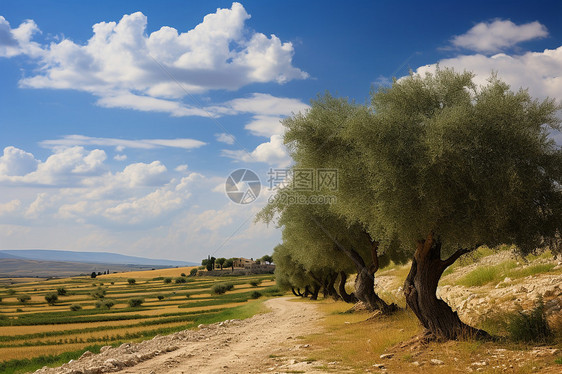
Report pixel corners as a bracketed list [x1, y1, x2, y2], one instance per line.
[211, 283, 234, 295]
[70, 304, 82, 311]
[180, 273, 186, 277]
[164, 277, 172, 284]
[185, 294, 191, 299]
[251, 291, 262, 299]
[190, 268, 198, 276]
[17, 294, 31, 303]
[250, 280, 261, 287]
[16, 308, 22, 312]
[157, 295, 165, 300]
[175, 277, 187, 284]
[110, 282, 114, 285]
[95, 299, 115, 309]
[6, 289, 15, 295]
[0, 297, 2, 303]
[90, 287, 106, 299]
[45, 293, 58, 305]
[507, 299, 553, 343]
[56, 287, 67, 296]
[128, 298, 144, 308]
[127, 278, 136, 285]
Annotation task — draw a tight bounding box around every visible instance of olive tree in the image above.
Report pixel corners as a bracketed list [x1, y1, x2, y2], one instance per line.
[344, 69, 562, 340]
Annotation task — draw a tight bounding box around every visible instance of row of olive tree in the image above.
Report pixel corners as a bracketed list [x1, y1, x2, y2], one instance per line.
[259, 69, 562, 341]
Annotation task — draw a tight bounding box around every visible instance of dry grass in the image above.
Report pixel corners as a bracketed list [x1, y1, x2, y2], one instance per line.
[97, 267, 197, 279]
[301, 300, 421, 369]
[0, 342, 92, 361]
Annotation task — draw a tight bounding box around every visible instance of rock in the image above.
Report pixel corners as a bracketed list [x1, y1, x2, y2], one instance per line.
[104, 358, 121, 368]
[379, 353, 393, 359]
[100, 345, 112, 353]
[198, 324, 205, 329]
[430, 359, 444, 365]
[503, 277, 512, 283]
[80, 350, 93, 359]
[411, 361, 421, 366]
[302, 344, 310, 348]
[472, 361, 488, 366]
[372, 363, 385, 369]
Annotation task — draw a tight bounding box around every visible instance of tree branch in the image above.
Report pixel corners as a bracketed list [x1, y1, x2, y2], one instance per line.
[441, 247, 473, 268]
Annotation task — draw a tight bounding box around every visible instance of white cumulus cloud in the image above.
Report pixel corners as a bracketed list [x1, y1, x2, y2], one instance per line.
[0, 4, 308, 117]
[451, 19, 548, 53]
[215, 133, 236, 145]
[222, 134, 291, 167]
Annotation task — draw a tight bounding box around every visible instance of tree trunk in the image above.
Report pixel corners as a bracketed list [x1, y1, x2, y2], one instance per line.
[304, 286, 311, 298]
[327, 272, 340, 301]
[291, 287, 300, 297]
[338, 271, 358, 303]
[310, 284, 320, 300]
[404, 232, 490, 341]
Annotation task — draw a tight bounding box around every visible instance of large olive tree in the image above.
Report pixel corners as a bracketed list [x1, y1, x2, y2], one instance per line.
[344, 69, 562, 340]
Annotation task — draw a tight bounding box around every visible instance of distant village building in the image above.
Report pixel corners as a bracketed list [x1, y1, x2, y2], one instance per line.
[232, 257, 255, 268]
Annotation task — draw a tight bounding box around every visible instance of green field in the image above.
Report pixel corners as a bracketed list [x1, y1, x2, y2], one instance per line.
[0, 272, 281, 373]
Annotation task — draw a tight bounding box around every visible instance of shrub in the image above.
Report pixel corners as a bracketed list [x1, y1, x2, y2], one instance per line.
[127, 278, 136, 285]
[198, 265, 205, 270]
[17, 294, 31, 303]
[175, 277, 187, 284]
[185, 294, 190, 299]
[95, 299, 115, 309]
[69, 304, 82, 311]
[190, 268, 198, 276]
[16, 308, 22, 312]
[157, 295, 165, 300]
[128, 298, 144, 308]
[6, 289, 15, 295]
[45, 293, 58, 305]
[251, 291, 262, 299]
[250, 280, 261, 287]
[110, 282, 114, 285]
[507, 299, 553, 343]
[211, 283, 234, 295]
[180, 273, 186, 277]
[164, 277, 172, 284]
[56, 287, 67, 296]
[0, 297, 2, 303]
[90, 287, 107, 299]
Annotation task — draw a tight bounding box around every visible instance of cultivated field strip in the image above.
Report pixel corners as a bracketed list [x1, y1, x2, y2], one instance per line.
[0, 273, 278, 364]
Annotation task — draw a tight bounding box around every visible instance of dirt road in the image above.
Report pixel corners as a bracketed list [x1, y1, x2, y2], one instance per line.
[36, 297, 325, 374]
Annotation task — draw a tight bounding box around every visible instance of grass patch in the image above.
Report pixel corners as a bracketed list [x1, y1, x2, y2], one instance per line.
[456, 260, 517, 287]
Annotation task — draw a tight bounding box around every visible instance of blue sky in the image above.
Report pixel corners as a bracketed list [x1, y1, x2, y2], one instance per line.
[0, 1, 561, 262]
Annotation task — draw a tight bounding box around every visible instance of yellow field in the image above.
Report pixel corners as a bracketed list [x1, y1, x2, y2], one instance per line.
[97, 266, 198, 279]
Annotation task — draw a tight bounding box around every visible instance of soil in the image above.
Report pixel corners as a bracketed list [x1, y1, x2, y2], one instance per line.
[33, 297, 327, 374]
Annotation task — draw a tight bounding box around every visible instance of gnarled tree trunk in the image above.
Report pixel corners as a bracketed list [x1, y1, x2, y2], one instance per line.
[404, 232, 490, 341]
[338, 271, 358, 303]
[310, 284, 321, 300]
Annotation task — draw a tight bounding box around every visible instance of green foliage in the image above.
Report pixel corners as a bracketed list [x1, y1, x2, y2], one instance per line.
[180, 273, 186, 277]
[17, 294, 31, 303]
[0, 297, 2, 303]
[211, 283, 234, 295]
[128, 298, 144, 308]
[44, 293, 58, 305]
[7, 289, 16, 295]
[189, 268, 198, 276]
[164, 277, 172, 284]
[127, 278, 136, 285]
[175, 277, 187, 284]
[216, 257, 226, 269]
[95, 299, 115, 309]
[56, 287, 67, 296]
[224, 258, 234, 269]
[507, 300, 553, 343]
[250, 280, 261, 287]
[250, 291, 262, 299]
[260, 255, 273, 264]
[157, 295, 165, 300]
[90, 287, 107, 299]
[69, 304, 82, 312]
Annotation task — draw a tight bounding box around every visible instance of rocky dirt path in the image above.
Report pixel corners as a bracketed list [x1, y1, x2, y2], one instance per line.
[35, 297, 326, 374]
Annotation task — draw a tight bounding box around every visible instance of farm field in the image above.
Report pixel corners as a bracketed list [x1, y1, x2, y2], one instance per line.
[0, 270, 280, 373]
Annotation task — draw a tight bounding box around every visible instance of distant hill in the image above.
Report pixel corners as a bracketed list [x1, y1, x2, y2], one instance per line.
[0, 258, 184, 278]
[0, 250, 196, 267]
